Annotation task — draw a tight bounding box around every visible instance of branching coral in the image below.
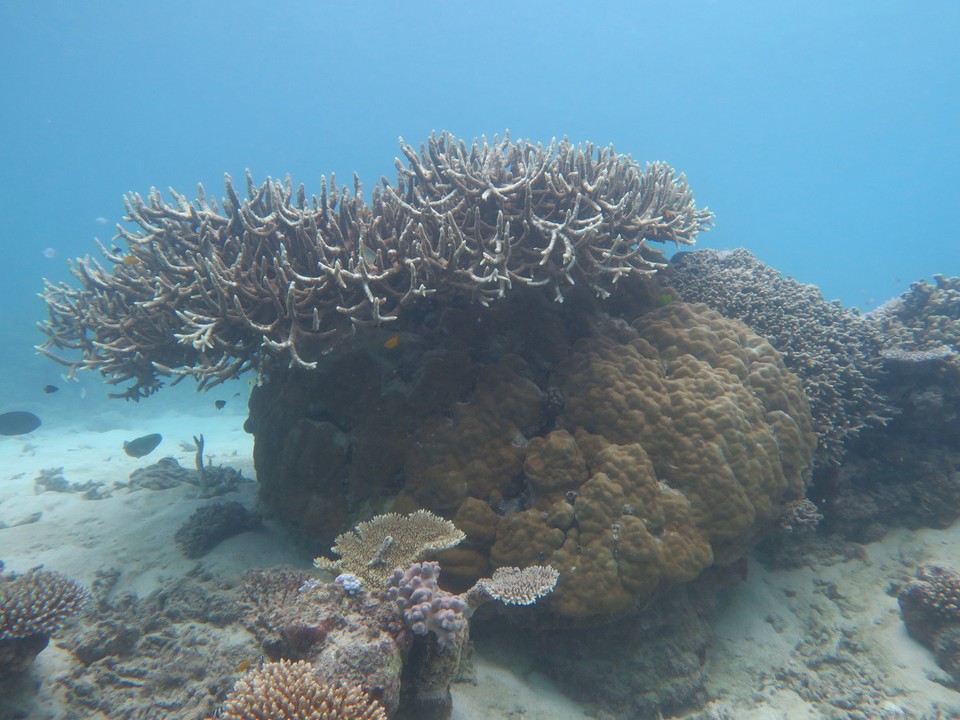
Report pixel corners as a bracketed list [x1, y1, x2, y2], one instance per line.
[870, 274, 960, 353]
[38, 132, 711, 399]
[213, 659, 387, 720]
[0, 568, 90, 640]
[0, 567, 90, 676]
[314, 510, 466, 587]
[667, 248, 889, 465]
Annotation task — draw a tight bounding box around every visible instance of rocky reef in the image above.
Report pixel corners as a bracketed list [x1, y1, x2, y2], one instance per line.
[246, 287, 815, 621]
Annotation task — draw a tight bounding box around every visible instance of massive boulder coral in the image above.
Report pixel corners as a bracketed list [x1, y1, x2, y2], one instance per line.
[488, 302, 815, 616]
[666, 248, 888, 466]
[248, 295, 814, 620]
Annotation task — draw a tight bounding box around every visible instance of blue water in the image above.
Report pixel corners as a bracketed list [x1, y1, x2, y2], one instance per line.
[1, 0, 958, 412]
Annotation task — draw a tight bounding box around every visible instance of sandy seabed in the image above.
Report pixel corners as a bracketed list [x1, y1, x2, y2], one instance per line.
[1, 407, 959, 720]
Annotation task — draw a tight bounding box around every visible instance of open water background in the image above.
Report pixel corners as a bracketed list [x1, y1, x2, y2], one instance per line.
[1, 0, 957, 417]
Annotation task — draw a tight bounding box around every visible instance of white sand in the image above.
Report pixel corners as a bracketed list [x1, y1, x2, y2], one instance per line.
[2, 409, 959, 719]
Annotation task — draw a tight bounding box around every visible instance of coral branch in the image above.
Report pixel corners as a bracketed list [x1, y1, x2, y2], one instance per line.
[38, 132, 712, 399]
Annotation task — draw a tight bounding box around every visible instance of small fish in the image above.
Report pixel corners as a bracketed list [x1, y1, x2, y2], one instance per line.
[42, 247, 57, 259]
[43, 384, 59, 394]
[123, 433, 163, 458]
[233, 392, 241, 397]
[122, 255, 140, 265]
[235, 659, 254, 673]
[214, 400, 226, 410]
[0, 411, 42, 436]
[383, 335, 400, 350]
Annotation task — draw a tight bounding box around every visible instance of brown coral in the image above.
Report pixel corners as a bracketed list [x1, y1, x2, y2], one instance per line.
[38, 132, 711, 400]
[315, 510, 465, 587]
[214, 659, 387, 720]
[0, 568, 90, 676]
[247, 294, 813, 621]
[0, 569, 90, 640]
[488, 302, 815, 617]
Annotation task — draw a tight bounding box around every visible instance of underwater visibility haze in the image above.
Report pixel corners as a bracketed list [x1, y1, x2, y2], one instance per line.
[2, 2, 960, 719]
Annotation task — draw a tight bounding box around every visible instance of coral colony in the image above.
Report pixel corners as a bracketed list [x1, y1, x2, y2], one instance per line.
[37, 132, 711, 400]
[25, 132, 960, 718]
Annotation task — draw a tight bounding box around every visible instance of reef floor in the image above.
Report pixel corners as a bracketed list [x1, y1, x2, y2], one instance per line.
[0, 405, 957, 719]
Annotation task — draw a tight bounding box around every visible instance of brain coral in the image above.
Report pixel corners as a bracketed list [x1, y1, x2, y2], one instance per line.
[489, 302, 815, 617]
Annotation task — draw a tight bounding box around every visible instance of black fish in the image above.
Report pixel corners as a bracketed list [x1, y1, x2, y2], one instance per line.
[214, 400, 226, 410]
[43, 385, 59, 394]
[0, 411, 42, 436]
[123, 433, 163, 458]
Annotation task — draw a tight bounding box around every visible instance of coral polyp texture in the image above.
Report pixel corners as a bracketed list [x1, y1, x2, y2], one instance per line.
[314, 510, 466, 586]
[0, 568, 90, 640]
[387, 561, 467, 648]
[472, 565, 560, 606]
[870, 274, 960, 353]
[1, 567, 90, 676]
[250, 295, 815, 620]
[37, 132, 712, 399]
[667, 248, 889, 465]
[212, 659, 387, 720]
[485, 301, 815, 617]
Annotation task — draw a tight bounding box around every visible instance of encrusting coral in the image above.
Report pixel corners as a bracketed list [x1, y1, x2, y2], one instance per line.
[37, 132, 712, 399]
[212, 659, 387, 720]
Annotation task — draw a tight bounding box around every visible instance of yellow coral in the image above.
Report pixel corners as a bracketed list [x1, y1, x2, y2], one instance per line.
[213, 660, 386, 720]
[488, 302, 814, 617]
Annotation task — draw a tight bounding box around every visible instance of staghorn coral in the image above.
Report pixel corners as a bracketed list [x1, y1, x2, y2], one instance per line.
[899, 564, 960, 686]
[0, 567, 90, 677]
[314, 510, 465, 587]
[38, 132, 711, 399]
[667, 248, 890, 466]
[213, 659, 387, 720]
